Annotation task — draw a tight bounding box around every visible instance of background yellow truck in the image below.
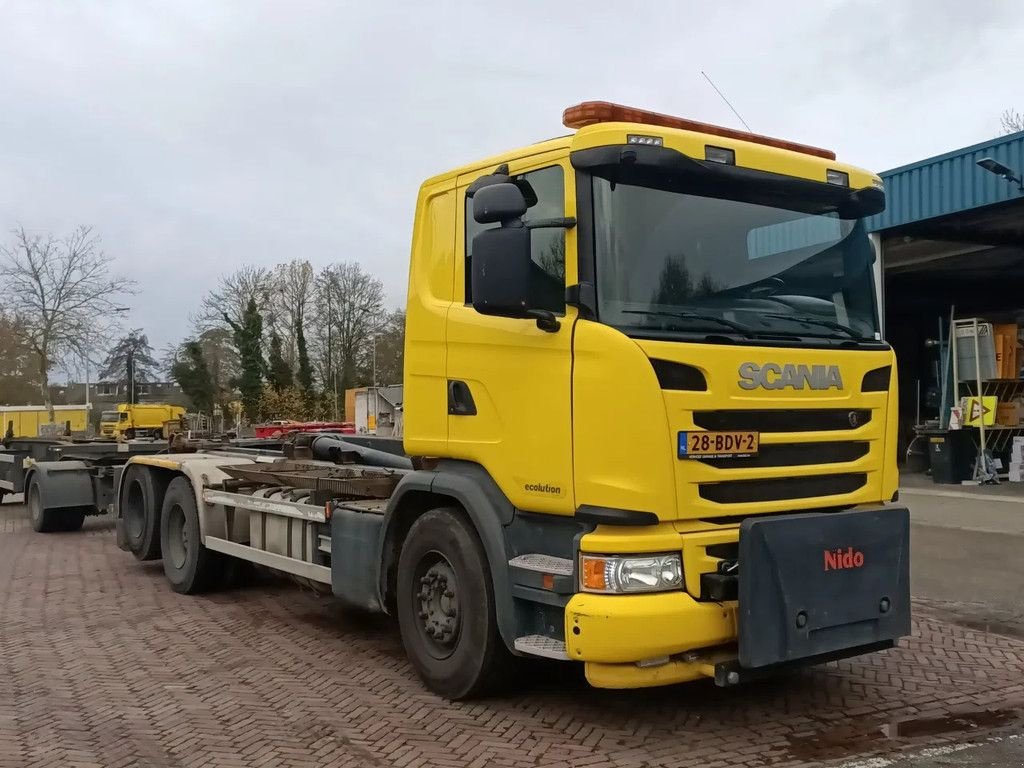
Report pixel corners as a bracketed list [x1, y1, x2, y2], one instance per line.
[100, 403, 186, 439]
[1, 405, 89, 438]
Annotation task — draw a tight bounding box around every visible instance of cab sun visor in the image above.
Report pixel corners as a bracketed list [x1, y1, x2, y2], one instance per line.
[570, 144, 885, 219]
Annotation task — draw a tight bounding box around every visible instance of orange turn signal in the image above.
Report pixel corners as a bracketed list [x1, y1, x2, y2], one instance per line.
[581, 556, 607, 591]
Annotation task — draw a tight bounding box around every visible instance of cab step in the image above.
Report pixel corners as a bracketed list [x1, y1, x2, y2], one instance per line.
[514, 635, 569, 660]
[507, 554, 573, 576]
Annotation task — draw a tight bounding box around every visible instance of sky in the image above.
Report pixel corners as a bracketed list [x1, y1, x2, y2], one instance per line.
[1, 0, 1022, 357]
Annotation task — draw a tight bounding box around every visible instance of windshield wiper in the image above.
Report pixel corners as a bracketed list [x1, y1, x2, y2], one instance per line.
[621, 309, 755, 338]
[760, 312, 870, 340]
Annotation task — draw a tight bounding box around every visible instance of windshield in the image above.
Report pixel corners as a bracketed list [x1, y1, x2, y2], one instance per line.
[100, 411, 118, 422]
[593, 177, 880, 344]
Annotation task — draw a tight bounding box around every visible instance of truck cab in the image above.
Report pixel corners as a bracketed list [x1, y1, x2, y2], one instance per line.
[100, 403, 186, 439]
[400, 101, 907, 691]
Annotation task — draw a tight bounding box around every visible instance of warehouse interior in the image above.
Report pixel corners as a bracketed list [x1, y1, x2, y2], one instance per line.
[871, 131, 1024, 487]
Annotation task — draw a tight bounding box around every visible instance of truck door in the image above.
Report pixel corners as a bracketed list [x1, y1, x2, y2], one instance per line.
[447, 155, 577, 515]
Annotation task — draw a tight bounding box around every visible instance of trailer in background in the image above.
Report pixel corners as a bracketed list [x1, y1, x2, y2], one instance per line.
[0, 437, 168, 531]
[1, 405, 90, 438]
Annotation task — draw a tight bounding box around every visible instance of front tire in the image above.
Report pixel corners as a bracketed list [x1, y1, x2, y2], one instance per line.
[159, 477, 222, 594]
[396, 507, 515, 700]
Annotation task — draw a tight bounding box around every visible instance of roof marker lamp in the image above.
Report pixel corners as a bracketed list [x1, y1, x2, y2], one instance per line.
[976, 157, 1024, 193]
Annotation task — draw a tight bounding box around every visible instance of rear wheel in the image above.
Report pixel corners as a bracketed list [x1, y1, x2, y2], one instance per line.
[121, 465, 163, 561]
[160, 477, 222, 594]
[396, 507, 516, 700]
[28, 478, 62, 533]
[60, 507, 87, 532]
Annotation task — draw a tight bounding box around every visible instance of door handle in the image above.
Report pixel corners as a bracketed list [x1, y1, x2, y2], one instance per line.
[447, 380, 477, 416]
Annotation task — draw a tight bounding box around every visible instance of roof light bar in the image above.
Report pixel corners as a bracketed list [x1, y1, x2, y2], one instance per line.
[562, 101, 836, 161]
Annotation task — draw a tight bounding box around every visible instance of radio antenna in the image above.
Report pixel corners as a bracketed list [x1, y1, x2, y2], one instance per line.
[700, 70, 753, 133]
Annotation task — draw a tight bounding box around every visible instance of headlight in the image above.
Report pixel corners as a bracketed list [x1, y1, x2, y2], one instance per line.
[580, 553, 683, 594]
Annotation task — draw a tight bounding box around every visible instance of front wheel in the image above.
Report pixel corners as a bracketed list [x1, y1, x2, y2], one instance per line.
[396, 507, 515, 700]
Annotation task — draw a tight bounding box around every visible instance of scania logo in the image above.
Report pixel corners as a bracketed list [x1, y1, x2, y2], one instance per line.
[823, 546, 865, 571]
[738, 362, 843, 391]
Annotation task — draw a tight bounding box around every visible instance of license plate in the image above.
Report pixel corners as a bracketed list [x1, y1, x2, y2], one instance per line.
[678, 430, 759, 459]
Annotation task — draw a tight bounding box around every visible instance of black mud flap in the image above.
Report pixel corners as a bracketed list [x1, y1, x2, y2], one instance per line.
[738, 506, 910, 669]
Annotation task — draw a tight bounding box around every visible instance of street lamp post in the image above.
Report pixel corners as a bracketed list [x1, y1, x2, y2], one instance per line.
[372, 334, 378, 435]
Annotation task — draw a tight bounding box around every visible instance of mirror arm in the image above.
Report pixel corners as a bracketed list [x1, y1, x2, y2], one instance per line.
[526, 217, 576, 230]
[565, 282, 596, 319]
[527, 309, 561, 333]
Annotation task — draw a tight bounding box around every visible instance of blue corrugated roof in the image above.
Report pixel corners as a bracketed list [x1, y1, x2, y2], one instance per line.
[866, 129, 1024, 232]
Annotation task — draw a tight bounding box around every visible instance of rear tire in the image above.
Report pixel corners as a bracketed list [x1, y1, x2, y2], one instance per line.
[28, 478, 62, 533]
[159, 477, 222, 594]
[60, 507, 87, 532]
[121, 465, 164, 561]
[396, 506, 516, 700]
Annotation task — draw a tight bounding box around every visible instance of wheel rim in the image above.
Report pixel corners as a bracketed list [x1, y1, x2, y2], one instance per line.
[29, 487, 41, 523]
[124, 479, 145, 542]
[166, 503, 188, 569]
[413, 551, 462, 660]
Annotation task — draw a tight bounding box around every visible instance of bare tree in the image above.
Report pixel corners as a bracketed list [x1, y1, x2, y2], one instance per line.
[268, 260, 315, 366]
[194, 265, 273, 332]
[1001, 109, 1024, 135]
[0, 226, 134, 421]
[310, 262, 386, 412]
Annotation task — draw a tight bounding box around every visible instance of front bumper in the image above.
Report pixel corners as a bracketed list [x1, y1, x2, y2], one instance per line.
[566, 505, 911, 689]
[565, 591, 737, 663]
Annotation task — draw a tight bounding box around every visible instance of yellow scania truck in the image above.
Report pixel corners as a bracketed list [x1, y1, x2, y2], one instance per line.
[93, 102, 909, 699]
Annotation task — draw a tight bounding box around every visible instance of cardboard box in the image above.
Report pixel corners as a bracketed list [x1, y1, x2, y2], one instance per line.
[997, 400, 1022, 427]
[994, 323, 1019, 379]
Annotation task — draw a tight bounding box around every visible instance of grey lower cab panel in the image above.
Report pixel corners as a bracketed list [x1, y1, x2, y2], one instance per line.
[738, 505, 911, 669]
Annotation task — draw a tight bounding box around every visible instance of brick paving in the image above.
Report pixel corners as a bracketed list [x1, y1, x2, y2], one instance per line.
[1, 500, 1023, 768]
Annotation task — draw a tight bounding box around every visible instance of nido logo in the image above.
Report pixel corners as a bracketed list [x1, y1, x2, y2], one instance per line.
[823, 546, 865, 571]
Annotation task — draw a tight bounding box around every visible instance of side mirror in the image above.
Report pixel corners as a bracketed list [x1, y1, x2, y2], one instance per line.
[473, 182, 527, 224]
[471, 225, 531, 318]
[471, 183, 531, 317]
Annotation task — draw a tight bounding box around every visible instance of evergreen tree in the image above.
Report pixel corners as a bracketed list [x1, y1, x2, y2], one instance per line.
[295, 315, 314, 395]
[267, 333, 293, 392]
[99, 330, 159, 403]
[170, 341, 215, 416]
[224, 298, 264, 422]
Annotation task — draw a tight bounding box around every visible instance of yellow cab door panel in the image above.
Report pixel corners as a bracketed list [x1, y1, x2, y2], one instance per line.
[446, 153, 577, 514]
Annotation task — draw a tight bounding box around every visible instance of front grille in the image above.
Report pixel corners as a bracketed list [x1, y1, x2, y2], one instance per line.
[699, 441, 869, 469]
[698, 473, 867, 504]
[693, 409, 871, 432]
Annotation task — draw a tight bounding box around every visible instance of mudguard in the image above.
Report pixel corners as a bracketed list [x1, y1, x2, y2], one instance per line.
[378, 462, 519, 647]
[27, 461, 96, 511]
